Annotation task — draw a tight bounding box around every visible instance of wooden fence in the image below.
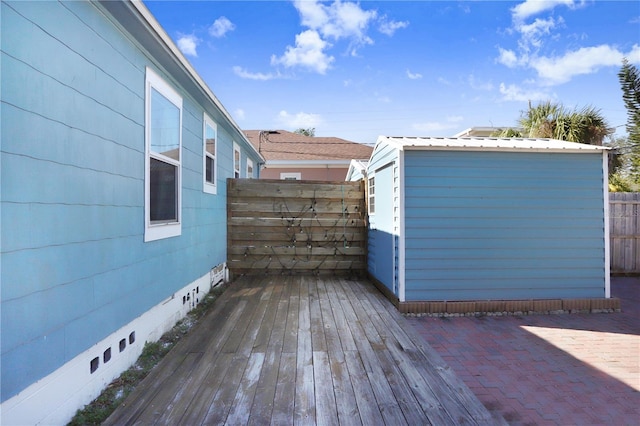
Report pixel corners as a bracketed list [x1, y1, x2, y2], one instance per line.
[227, 179, 367, 277]
[609, 192, 640, 274]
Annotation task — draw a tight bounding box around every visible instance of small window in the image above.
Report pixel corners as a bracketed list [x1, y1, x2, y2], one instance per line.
[233, 143, 241, 178]
[144, 67, 182, 242]
[368, 176, 375, 215]
[246, 158, 254, 179]
[280, 172, 301, 180]
[103, 347, 112, 363]
[90, 357, 99, 374]
[203, 114, 217, 194]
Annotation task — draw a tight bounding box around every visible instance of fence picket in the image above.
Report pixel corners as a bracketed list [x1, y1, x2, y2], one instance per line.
[228, 179, 367, 277]
[609, 192, 640, 274]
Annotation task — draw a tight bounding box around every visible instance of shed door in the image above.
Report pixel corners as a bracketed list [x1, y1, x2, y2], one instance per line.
[374, 164, 397, 295]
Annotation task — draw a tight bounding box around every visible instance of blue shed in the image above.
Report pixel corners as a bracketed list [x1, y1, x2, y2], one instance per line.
[1, 1, 262, 423]
[359, 136, 611, 309]
[346, 159, 369, 181]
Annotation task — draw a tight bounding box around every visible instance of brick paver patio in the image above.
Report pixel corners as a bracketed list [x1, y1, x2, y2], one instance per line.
[407, 277, 640, 425]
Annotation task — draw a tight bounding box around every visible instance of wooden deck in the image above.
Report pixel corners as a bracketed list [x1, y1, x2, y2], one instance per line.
[105, 276, 502, 425]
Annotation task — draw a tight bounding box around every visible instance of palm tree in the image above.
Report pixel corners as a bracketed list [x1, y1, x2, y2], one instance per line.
[518, 101, 611, 145]
[294, 128, 316, 137]
[490, 127, 523, 137]
[618, 58, 640, 185]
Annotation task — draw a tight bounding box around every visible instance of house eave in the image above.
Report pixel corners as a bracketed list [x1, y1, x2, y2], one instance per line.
[96, 0, 264, 162]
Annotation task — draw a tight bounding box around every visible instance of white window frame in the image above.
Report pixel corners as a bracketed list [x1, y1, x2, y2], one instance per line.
[246, 158, 254, 179]
[233, 142, 241, 178]
[144, 67, 182, 242]
[203, 114, 217, 194]
[280, 172, 301, 180]
[368, 174, 375, 215]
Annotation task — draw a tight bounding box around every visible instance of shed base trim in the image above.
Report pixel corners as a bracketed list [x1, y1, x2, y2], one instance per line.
[399, 298, 621, 316]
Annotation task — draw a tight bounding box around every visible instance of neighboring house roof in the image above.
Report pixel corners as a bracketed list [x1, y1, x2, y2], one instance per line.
[244, 130, 373, 164]
[377, 136, 609, 153]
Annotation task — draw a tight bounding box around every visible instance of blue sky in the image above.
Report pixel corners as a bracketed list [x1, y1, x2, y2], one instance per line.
[144, 0, 640, 145]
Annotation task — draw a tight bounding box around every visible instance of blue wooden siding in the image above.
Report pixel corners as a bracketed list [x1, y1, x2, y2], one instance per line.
[403, 150, 606, 301]
[366, 142, 399, 287]
[370, 164, 396, 293]
[1, 1, 260, 401]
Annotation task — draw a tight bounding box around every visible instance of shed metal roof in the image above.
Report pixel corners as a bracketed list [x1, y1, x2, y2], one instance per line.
[378, 136, 609, 153]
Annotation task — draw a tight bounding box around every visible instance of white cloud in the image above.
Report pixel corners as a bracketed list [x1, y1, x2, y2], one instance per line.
[497, 1, 633, 87]
[235, 108, 246, 121]
[271, 30, 335, 74]
[412, 116, 463, 133]
[517, 16, 562, 51]
[294, 0, 329, 29]
[412, 122, 457, 133]
[293, 0, 377, 58]
[531, 44, 630, 85]
[406, 69, 422, 80]
[497, 47, 520, 68]
[627, 44, 640, 63]
[177, 34, 199, 57]
[295, 0, 376, 42]
[511, 0, 577, 22]
[499, 82, 551, 102]
[378, 18, 409, 36]
[277, 110, 323, 129]
[270, 1, 404, 74]
[209, 17, 235, 38]
[233, 66, 278, 81]
[503, 1, 574, 63]
[277, 0, 399, 72]
[468, 74, 494, 91]
[331, 1, 376, 41]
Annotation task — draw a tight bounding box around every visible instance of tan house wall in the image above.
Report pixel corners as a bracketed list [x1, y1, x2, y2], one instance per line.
[260, 167, 350, 181]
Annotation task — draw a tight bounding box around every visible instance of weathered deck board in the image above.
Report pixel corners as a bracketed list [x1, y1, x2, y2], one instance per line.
[104, 276, 502, 425]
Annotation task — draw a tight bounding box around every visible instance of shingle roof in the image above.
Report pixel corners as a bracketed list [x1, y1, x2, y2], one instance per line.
[244, 130, 373, 161]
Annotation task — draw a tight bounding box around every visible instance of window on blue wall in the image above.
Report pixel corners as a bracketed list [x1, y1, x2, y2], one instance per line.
[246, 158, 254, 179]
[145, 67, 182, 242]
[203, 114, 217, 194]
[368, 176, 375, 215]
[233, 142, 241, 178]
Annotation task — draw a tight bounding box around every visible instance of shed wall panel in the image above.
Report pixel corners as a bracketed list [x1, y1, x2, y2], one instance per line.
[402, 150, 606, 301]
[366, 142, 400, 286]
